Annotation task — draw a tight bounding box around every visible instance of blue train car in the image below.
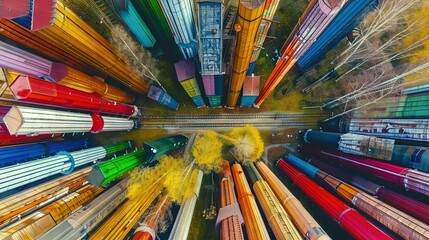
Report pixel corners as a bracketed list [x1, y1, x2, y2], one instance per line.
[147, 85, 180, 110]
[197, 1, 224, 75]
[0, 138, 90, 166]
[113, 0, 156, 47]
[297, 0, 378, 71]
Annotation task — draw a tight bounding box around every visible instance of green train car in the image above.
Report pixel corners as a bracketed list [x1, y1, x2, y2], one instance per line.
[143, 134, 188, 162]
[87, 150, 146, 187]
[87, 135, 188, 187]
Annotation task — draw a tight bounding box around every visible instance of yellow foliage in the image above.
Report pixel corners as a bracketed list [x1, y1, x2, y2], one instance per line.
[192, 131, 224, 173]
[400, 2, 429, 84]
[400, 2, 429, 63]
[228, 125, 265, 163]
[127, 166, 164, 200]
[159, 155, 192, 204]
[127, 155, 196, 204]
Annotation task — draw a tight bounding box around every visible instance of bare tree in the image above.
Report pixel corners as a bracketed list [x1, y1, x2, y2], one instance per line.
[110, 25, 161, 86]
[304, 0, 429, 119]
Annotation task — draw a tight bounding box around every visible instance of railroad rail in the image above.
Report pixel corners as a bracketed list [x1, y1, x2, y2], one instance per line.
[141, 122, 316, 129]
[141, 112, 327, 120]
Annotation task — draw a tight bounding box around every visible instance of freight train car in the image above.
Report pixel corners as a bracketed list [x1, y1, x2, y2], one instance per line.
[321, 117, 429, 143]
[300, 130, 429, 172]
[297, 0, 378, 71]
[87, 150, 146, 187]
[39, 179, 128, 240]
[88, 135, 189, 187]
[0, 167, 91, 227]
[0, 138, 89, 167]
[143, 134, 189, 162]
[0, 184, 103, 239]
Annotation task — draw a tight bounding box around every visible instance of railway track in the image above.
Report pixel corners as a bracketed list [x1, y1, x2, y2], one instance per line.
[141, 112, 327, 120]
[141, 121, 316, 129]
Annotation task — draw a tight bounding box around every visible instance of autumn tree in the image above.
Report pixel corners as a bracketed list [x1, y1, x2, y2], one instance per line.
[226, 125, 265, 163]
[192, 131, 224, 173]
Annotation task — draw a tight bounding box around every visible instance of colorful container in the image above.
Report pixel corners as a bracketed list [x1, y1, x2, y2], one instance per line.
[113, 0, 156, 47]
[13, 0, 57, 30]
[192, 95, 206, 108]
[147, 85, 179, 110]
[159, 0, 198, 59]
[207, 96, 222, 107]
[0, 40, 67, 82]
[240, 75, 260, 107]
[174, 60, 205, 107]
[198, 1, 224, 75]
[0, 0, 29, 19]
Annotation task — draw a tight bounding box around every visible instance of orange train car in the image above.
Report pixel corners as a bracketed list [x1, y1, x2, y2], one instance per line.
[0, 2, 149, 95]
[243, 163, 302, 240]
[133, 195, 170, 240]
[217, 161, 244, 240]
[226, 0, 265, 108]
[254, 0, 347, 107]
[89, 182, 163, 239]
[255, 161, 331, 240]
[231, 162, 270, 240]
[0, 167, 91, 227]
[0, 184, 103, 239]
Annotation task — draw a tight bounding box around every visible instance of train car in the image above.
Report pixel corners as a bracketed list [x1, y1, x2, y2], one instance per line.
[226, 0, 265, 108]
[87, 150, 146, 187]
[243, 163, 302, 240]
[146, 85, 180, 110]
[0, 141, 132, 194]
[0, 184, 103, 239]
[302, 145, 429, 197]
[0, 167, 91, 227]
[143, 134, 189, 162]
[287, 154, 429, 240]
[297, 0, 377, 71]
[0, 138, 90, 167]
[12, 0, 56, 30]
[240, 75, 260, 107]
[159, 0, 198, 59]
[39, 179, 128, 240]
[300, 130, 429, 172]
[10, 75, 139, 117]
[277, 159, 393, 240]
[309, 157, 429, 224]
[131, 0, 173, 52]
[133, 196, 170, 240]
[112, 0, 156, 48]
[255, 161, 331, 240]
[230, 162, 270, 240]
[168, 170, 203, 240]
[217, 160, 244, 240]
[3, 105, 136, 135]
[88, 181, 163, 239]
[0, 40, 67, 82]
[197, 0, 223, 75]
